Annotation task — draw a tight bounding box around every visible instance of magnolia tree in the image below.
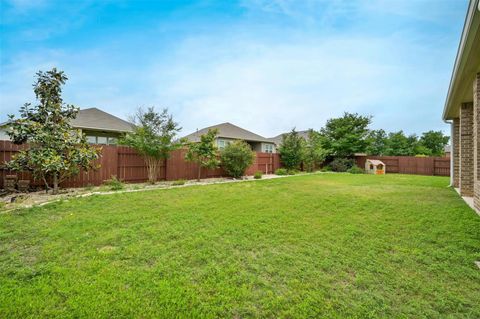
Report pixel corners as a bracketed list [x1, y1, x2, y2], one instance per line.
[6, 68, 100, 194]
[220, 140, 255, 178]
[185, 129, 220, 181]
[121, 107, 182, 184]
[279, 129, 305, 170]
[303, 130, 327, 172]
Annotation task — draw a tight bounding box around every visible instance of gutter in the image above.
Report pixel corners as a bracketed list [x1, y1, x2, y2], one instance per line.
[444, 119, 454, 187]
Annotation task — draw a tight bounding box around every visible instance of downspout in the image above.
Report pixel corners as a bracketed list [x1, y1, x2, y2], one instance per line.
[444, 119, 453, 187]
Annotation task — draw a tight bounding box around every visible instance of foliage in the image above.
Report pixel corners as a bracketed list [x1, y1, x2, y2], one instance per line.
[103, 176, 125, 191]
[275, 168, 288, 175]
[366, 129, 388, 155]
[185, 129, 220, 181]
[347, 165, 364, 174]
[278, 129, 305, 170]
[365, 130, 449, 157]
[419, 130, 450, 156]
[120, 107, 182, 184]
[320, 112, 372, 158]
[220, 140, 255, 178]
[329, 158, 355, 172]
[172, 179, 186, 186]
[321, 165, 332, 172]
[302, 130, 327, 172]
[5, 68, 100, 194]
[254, 171, 263, 179]
[1, 174, 479, 318]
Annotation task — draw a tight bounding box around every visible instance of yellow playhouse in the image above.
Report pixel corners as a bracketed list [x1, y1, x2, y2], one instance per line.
[365, 159, 386, 175]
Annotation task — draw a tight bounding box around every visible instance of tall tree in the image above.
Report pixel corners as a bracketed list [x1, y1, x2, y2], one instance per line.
[366, 129, 387, 155]
[185, 129, 220, 181]
[320, 112, 372, 158]
[302, 130, 327, 172]
[279, 129, 305, 170]
[419, 130, 450, 156]
[121, 107, 182, 184]
[384, 131, 417, 156]
[6, 68, 100, 194]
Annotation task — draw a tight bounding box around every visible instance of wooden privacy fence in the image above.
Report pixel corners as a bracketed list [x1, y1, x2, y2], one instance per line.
[0, 141, 281, 189]
[355, 155, 450, 176]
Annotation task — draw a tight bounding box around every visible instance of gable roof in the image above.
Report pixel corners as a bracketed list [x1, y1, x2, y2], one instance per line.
[269, 130, 311, 145]
[183, 122, 273, 143]
[71, 108, 133, 132]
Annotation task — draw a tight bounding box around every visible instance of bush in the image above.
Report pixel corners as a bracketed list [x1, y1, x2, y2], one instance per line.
[220, 140, 255, 178]
[321, 165, 332, 172]
[172, 179, 186, 186]
[287, 169, 298, 175]
[275, 168, 288, 175]
[330, 158, 355, 172]
[254, 171, 263, 179]
[103, 176, 124, 191]
[347, 165, 364, 174]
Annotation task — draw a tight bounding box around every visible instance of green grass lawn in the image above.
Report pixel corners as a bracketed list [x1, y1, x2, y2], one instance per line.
[1, 174, 479, 318]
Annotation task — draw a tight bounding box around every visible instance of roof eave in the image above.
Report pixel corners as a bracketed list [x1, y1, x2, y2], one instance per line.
[443, 0, 480, 120]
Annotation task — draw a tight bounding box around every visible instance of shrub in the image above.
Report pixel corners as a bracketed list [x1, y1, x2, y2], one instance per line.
[220, 140, 255, 178]
[279, 129, 304, 170]
[287, 169, 299, 175]
[172, 179, 186, 186]
[275, 168, 288, 175]
[330, 158, 355, 172]
[321, 165, 332, 172]
[103, 176, 124, 191]
[254, 171, 263, 179]
[347, 165, 364, 174]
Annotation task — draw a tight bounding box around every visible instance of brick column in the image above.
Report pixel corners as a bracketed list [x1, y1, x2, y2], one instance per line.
[452, 118, 460, 187]
[460, 102, 474, 196]
[473, 74, 480, 210]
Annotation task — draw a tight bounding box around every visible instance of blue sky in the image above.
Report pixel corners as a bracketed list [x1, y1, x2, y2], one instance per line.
[0, 0, 468, 137]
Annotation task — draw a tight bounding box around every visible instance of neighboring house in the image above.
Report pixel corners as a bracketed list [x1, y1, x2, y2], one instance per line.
[183, 122, 277, 153]
[442, 0, 480, 211]
[0, 107, 134, 145]
[269, 130, 311, 146]
[444, 145, 451, 157]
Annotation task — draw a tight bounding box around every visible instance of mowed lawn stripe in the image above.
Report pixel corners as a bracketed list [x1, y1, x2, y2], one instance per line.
[1, 174, 479, 318]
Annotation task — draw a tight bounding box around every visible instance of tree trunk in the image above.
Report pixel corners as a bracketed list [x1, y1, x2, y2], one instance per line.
[197, 164, 202, 181]
[53, 173, 59, 195]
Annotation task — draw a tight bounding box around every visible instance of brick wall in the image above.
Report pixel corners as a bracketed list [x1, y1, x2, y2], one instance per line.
[474, 74, 480, 210]
[452, 118, 460, 187]
[460, 102, 474, 196]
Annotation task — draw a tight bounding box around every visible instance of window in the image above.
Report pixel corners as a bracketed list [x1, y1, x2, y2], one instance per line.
[107, 137, 117, 145]
[263, 143, 274, 153]
[97, 136, 107, 144]
[86, 136, 97, 144]
[217, 139, 226, 149]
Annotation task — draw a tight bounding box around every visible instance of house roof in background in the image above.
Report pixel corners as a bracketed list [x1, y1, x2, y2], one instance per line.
[71, 108, 134, 132]
[183, 122, 273, 143]
[269, 130, 311, 145]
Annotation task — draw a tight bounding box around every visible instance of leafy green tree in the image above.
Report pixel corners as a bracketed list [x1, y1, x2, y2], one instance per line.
[320, 112, 372, 158]
[6, 68, 100, 194]
[366, 129, 387, 155]
[302, 130, 327, 172]
[384, 131, 417, 156]
[419, 130, 450, 156]
[279, 129, 305, 170]
[220, 140, 255, 178]
[185, 129, 220, 181]
[121, 107, 182, 184]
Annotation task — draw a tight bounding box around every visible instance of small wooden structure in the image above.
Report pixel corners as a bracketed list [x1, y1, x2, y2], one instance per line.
[365, 159, 386, 175]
